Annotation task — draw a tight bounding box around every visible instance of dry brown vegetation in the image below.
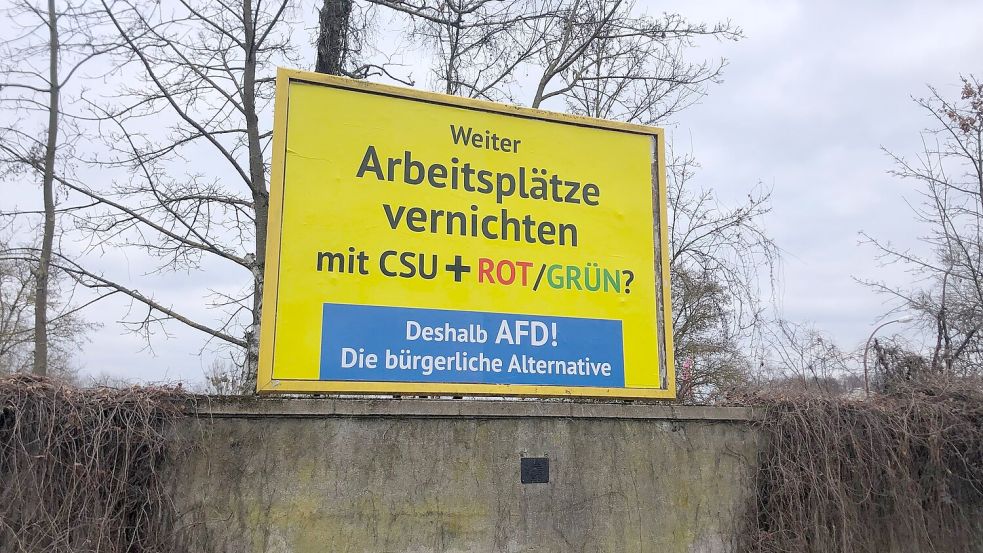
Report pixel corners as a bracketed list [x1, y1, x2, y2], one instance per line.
[0, 374, 190, 553]
[732, 380, 983, 553]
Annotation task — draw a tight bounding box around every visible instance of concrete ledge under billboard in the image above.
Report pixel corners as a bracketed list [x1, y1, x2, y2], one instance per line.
[172, 398, 758, 553]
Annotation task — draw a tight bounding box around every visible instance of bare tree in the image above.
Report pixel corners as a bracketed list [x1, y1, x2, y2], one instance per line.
[0, 0, 112, 375]
[34, 0, 58, 377]
[0, 234, 91, 380]
[756, 318, 851, 395]
[316, 0, 358, 75]
[343, 0, 739, 116]
[0, 247, 38, 373]
[394, 0, 544, 100]
[200, 356, 251, 395]
[315, 0, 419, 84]
[527, 0, 740, 121]
[22, 0, 298, 390]
[863, 76, 983, 377]
[666, 151, 778, 400]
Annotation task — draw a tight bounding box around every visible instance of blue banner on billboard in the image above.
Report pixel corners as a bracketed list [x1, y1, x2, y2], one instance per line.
[319, 303, 625, 387]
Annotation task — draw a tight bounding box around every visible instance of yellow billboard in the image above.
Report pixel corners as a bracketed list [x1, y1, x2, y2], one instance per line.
[257, 68, 674, 398]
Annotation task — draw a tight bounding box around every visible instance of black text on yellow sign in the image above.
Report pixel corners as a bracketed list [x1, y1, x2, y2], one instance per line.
[257, 69, 674, 399]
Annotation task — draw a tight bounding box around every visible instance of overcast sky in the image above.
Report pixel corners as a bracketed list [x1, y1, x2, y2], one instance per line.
[654, 0, 983, 342]
[4, 0, 982, 385]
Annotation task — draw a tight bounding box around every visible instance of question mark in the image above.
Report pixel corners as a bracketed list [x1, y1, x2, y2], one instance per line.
[622, 269, 634, 294]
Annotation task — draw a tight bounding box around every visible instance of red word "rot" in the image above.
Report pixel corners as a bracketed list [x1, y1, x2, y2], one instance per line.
[478, 258, 534, 286]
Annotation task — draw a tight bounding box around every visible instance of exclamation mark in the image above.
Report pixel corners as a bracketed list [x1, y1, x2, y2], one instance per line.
[550, 323, 558, 346]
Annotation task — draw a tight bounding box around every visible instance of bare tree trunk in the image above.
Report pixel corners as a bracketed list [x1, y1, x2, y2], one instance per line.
[33, 0, 59, 377]
[242, 0, 267, 387]
[444, 7, 462, 95]
[315, 0, 353, 75]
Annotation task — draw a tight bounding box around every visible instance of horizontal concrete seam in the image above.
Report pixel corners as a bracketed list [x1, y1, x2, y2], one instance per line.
[180, 399, 757, 421]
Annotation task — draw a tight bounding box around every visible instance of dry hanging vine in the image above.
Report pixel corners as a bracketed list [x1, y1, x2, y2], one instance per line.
[0, 374, 191, 553]
[734, 382, 983, 553]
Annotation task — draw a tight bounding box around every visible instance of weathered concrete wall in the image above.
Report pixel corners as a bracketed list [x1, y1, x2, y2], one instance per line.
[172, 398, 759, 553]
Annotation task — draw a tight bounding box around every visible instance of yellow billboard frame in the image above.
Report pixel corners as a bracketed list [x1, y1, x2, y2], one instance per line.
[257, 68, 675, 399]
